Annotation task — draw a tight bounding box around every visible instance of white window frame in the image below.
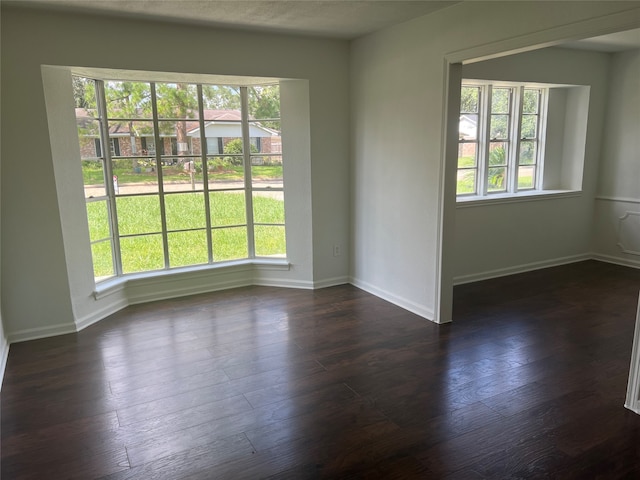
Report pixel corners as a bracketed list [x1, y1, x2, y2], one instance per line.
[457, 80, 548, 200]
[76, 76, 286, 282]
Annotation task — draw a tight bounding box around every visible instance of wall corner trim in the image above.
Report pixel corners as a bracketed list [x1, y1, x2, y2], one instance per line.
[0, 338, 10, 391]
[625, 292, 640, 415]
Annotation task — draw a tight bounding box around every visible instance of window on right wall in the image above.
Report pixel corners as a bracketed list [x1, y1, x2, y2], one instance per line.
[457, 80, 590, 201]
[457, 81, 547, 196]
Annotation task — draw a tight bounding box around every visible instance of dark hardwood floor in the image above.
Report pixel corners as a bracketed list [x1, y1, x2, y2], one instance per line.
[2, 260, 640, 479]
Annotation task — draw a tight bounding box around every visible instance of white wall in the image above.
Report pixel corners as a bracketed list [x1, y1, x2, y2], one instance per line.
[2, 3, 639, 350]
[350, 1, 640, 322]
[453, 47, 611, 283]
[593, 49, 640, 267]
[1, 6, 350, 341]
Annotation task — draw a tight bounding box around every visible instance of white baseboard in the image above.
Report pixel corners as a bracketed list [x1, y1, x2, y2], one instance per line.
[350, 277, 435, 321]
[124, 262, 313, 304]
[591, 253, 640, 270]
[8, 321, 77, 344]
[453, 254, 592, 285]
[75, 297, 129, 332]
[0, 337, 9, 391]
[312, 276, 350, 289]
[127, 277, 253, 305]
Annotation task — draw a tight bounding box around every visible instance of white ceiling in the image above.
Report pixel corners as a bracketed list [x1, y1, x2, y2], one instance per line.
[5, 0, 640, 48]
[7, 0, 460, 40]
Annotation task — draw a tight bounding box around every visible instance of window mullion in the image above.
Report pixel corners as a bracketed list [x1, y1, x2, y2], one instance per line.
[536, 88, 549, 190]
[96, 80, 123, 277]
[197, 84, 214, 264]
[240, 86, 256, 258]
[150, 83, 170, 269]
[479, 84, 491, 196]
[510, 86, 524, 193]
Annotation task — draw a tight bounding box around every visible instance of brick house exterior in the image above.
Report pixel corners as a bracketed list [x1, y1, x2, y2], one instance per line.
[76, 109, 280, 161]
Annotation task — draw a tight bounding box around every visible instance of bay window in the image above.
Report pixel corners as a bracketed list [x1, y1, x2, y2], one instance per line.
[74, 76, 286, 282]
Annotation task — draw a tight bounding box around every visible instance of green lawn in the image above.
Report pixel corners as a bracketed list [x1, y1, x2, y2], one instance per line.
[457, 174, 533, 194]
[82, 161, 283, 185]
[456, 156, 534, 194]
[87, 191, 286, 278]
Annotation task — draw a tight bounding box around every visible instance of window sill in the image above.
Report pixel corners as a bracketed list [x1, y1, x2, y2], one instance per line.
[93, 258, 290, 300]
[456, 189, 581, 208]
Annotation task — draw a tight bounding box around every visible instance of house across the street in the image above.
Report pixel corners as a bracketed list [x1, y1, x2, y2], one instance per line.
[76, 108, 281, 160]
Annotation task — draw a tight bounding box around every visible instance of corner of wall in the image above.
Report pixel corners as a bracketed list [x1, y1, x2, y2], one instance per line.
[0, 331, 8, 391]
[350, 276, 436, 322]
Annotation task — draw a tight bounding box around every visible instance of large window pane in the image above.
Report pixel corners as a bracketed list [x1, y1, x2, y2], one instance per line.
[73, 76, 97, 111]
[141, 136, 158, 155]
[162, 158, 204, 192]
[519, 141, 536, 165]
[209, 192, 246, 227]
[457, 170, 477, 195]
[116, 196, 162, 235]
[489, 143, 508, 166]
[458, 143, 477, 168]
[490, 115, 510, 139]
[222, 137, 245, 154]
[165, 193, 206, 231]
[459, 114, 478, 141]
[202, 85, 241, 111]
[112, 158, 159, 195]
[212, 227, 248, 261]
[253, 192, 285, 224]
[248, 120, 281, 155]
[107, 121, 154, 157]
[91, 240, 114, 279]
[155, 83, 199, 119]
[157, 120, 193, 156]
[120, 234, 164, 273]
[254, 226, 286, 257]
[207, 156, 244, 190]
[520, 115, 537, 139]
[252, 159, 283, 189]
[248, 84, 280, 121]
[518, 166, 536, 189]
[76, 117, 101, 159]
[487, 167, 507, 192]
[86, 200, 111, 242]
[168, 230, 208, 268]
[460, 86, 479, 113]
[523, 89, 540, 114]
[105, 81, 152, 119]
[458, 84, 481, 197]
[206, 137, 221, 155]
[82, 160, 106, 198]
[491, 88, 510, 113]
[488, 143, 508, 192]
[76, 109, 107, 197]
